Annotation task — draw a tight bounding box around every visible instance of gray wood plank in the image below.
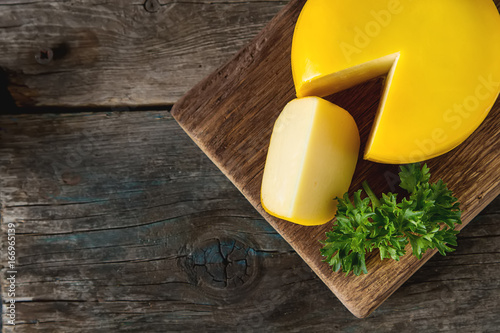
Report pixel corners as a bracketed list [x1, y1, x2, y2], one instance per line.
[1, 112, 498, 332]
[0, 0, 288, 107]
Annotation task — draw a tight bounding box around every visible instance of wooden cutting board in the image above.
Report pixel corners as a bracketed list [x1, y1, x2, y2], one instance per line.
[171, 0, 500, 318]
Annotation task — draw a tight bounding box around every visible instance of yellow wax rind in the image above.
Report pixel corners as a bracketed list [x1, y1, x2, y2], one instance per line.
[292, 0, 500, 164]
[261, 97, 360, 226]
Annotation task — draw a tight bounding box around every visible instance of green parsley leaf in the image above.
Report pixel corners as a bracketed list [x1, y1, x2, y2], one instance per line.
[320, 163, 462, 276]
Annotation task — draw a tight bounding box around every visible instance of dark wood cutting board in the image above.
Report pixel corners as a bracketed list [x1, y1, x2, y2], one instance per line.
[171, 0, 500, 318]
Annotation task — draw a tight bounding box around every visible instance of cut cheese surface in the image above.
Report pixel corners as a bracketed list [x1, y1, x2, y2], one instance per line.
[292, 0, 500, 163]
[261, 97, 360, 226]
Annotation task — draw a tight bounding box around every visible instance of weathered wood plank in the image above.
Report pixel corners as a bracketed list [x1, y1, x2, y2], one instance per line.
[170, 0, 500, 317]
[0, 0, 287, 107]
[0, 112, 499, 331]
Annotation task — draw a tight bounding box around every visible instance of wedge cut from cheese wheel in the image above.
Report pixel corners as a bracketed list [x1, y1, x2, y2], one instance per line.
[292, 0, 500, 163]
[261, 97, 360, 226]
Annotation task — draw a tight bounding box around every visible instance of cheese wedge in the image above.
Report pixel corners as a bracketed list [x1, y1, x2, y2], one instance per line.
[261, 97, 360, 226]
[292, 0, 500, 163]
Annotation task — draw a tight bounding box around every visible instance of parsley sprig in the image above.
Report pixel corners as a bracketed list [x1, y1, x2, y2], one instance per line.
[320, 163, 462, 276]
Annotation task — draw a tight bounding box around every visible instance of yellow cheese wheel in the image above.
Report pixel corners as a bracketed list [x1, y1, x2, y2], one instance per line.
[292, 0, 500, 163]
[261, 97, 360, 226]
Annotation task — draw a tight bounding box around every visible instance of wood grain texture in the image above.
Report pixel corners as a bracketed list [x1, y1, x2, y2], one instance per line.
[171, 0, 500, 318]
[0, 112, 498, 332]
[0, 0, 287, 107]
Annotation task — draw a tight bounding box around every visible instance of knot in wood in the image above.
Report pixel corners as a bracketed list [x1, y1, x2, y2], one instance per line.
[144, 0, 161, 13]
[189, 237, 257, 289]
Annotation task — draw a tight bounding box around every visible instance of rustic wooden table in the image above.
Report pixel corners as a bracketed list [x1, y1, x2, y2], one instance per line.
[0, 1, 499, 332]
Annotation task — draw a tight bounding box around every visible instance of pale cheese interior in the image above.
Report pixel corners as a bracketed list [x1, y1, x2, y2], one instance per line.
[261, 97, 360, 226]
